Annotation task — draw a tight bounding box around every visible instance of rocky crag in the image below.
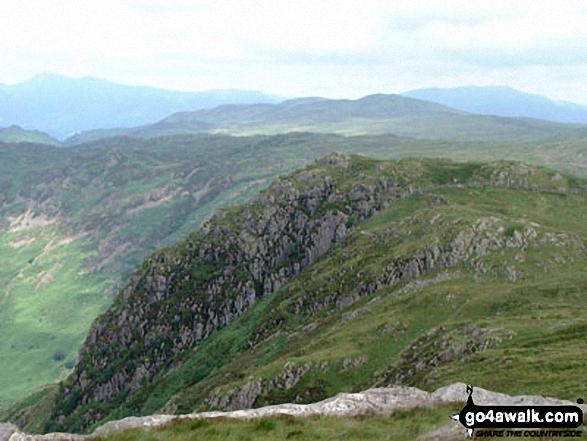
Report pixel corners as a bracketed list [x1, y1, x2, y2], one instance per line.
[51, 154, 416, 429]
[2, 383, 585, 441]
[8, 154, 587, 433]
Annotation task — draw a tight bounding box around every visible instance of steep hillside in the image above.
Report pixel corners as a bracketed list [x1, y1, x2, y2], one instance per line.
[0, 133, 327, 408]
[1, 132, 587, 412]
[403, 86, 587, 124]
[0, 73, 279, 139]
[0, 132, 473, 408]
[66, 94, 587, 144]
[10, 155, 585, 433]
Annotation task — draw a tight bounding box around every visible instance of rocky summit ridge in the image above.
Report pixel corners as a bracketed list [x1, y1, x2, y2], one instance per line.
[2, 383, 585, 441]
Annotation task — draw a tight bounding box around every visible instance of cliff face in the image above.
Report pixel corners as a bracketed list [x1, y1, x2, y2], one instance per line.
[38, 154, 587, 432]
[193, 215, 536, 413]
[51, 154, 416, 429]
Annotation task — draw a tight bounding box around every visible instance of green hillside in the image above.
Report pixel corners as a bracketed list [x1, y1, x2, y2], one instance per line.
[65, 94, 587, 144]
[0, 126, 59, 145]
[8, 155, 585, 434]
[1, 133, 587, 413]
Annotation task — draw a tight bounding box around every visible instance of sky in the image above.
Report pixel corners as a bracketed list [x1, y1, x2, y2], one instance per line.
[1, 0, 587, 103]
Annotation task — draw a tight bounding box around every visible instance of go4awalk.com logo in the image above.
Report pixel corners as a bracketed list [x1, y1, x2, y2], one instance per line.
[452, 385, 584, 438]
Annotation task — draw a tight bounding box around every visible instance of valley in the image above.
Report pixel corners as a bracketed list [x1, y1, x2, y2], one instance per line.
[1, 129, 587, 412]
[0, 90, 586, 441]
[2, 154, 584, 436]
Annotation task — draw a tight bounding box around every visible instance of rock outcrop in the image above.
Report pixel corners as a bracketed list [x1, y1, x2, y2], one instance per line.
[5, 384, 585, 440]
[51, 154, 412, 429]
[0, 424, 19, 441]
[39, 156, 586, 432]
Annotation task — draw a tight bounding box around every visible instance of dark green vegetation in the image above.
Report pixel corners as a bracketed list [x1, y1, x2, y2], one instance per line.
[66, 94, 587, 144]
[0, 73, 279, 139]
[92, 406, 464, 441]
[7, 154, 585, 435]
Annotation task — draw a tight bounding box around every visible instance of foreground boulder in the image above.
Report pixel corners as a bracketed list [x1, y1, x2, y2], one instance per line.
[5, 383, 585, 440]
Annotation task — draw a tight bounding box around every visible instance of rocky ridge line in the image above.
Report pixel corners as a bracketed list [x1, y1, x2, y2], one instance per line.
[2, 383, 585, 441]
[46, 156, 587, 429]
[50, 155, 412, 427]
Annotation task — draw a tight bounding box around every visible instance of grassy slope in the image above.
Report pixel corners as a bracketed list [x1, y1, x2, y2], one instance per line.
[13, 156, 583, 435]
[93, 406, 466, 441]
[0, 127, 59, 145]
[0, 225, 108, 406]
[143, 184, 587, 420]
[0, 134, 586, 413]
[220, 114, 587, 142]
[94, 409, 587, 441]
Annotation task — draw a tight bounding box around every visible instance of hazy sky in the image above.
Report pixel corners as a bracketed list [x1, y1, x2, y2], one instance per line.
[1, 0, 587, 103]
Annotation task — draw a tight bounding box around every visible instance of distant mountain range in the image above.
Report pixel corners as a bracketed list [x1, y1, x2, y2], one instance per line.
[402, 86, 587, 124]
[66, 93, 587, 145]
[0, 73, 281, 139]
[3, 74, 587, 143]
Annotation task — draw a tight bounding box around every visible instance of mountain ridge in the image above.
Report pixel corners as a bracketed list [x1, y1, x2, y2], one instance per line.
[403, 86, 587, 124]
[0, 73, 281, 139]
[65, 93, 587, 145]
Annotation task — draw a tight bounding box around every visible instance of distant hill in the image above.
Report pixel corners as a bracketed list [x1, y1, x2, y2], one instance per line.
[65, 94, 461, 144]
[402, 86, 587, 124]
[0, 73, 281, 139]
[0, 125, 59, 145]
[66, 93, 587, 144]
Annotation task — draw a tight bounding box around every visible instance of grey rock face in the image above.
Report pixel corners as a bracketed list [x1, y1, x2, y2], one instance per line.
[419, 384, 587, 441]
[205, 361, 317, 411]
[54, 156, 403, 428]
[45, 157, 586, 430]
[8, 434, 85, 441]
[0, 424, 18, 441]
[9, 384, 585, 440]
